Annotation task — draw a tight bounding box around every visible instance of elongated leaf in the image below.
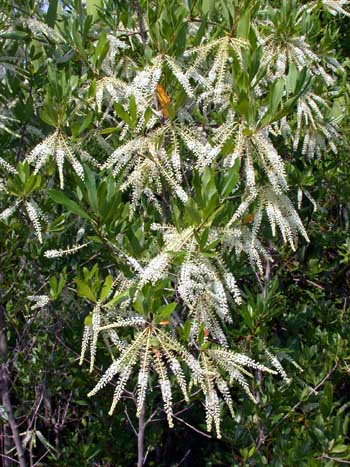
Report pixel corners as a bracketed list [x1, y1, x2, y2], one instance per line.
[46, 0, 58, 27]
[49, 189, 92, 220]
[75, 278, 96, 302]
[221, 160, 240, 197]
[158, 302, 177, 320]
[100, 275, 113, 302]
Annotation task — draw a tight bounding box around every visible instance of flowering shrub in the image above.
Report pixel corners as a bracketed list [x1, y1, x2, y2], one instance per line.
[0, 0, 349, 465]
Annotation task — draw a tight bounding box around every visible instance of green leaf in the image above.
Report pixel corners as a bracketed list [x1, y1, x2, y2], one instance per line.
[158, 302, 177, 320]
[99, 127, 117, 135]
[236, 93, 250, 116]
[269, 78, 285, 114]
[46, 0, 58, 27]
[75, 279, 96, 302]
[24, 174, 42, 194]
[185, 198, 201, 225]
[248, 446, 255, 458]
[78, 111, 94, 136]
[201, 167, 217, 202]
[198, 322, 206, 346]
[105, 290, 129, 308]
[86, 0, 102, 19]
[181, 319, 191, 340]
[237, 11, 250, 38]
[331, 444, 348, 454]
[40, 106, 58, 127]
[100, 275, 113, 301]
[49, 272, 66, 300]
[221, 159, 240, 197]
[202, 0, 214, 15]
[84, 167, 98, 214]
[114, 103, 131, 125]
[133, 293, 145, 314]
[94, 31, 109, 66]
[49, 190, 93, 221]
[129, 95, 137, 127]
[320, 382, 333, 417]
[0, 31, 28, 40]
[286, 63, 298, 95]
[48, 215, 65, 233]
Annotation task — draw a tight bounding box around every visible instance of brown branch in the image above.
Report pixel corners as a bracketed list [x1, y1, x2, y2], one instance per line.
[134, 0, 147, 45]
[137, 401, 146, 467]
[0, 305, 26, 467]
[125, 407, 138, 437]
[174, 449, 191, 467]
[317, 454, 350, 464]
[172, 414, 212, 439]
[0, 452, 20, 465]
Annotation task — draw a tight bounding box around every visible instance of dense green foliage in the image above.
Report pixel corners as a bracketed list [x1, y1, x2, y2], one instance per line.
[0, 0, 349, 466]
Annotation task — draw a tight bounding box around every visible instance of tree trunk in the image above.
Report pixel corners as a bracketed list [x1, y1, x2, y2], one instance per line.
[137, 402, 145, 467]
[2, 424, 13, 467]
[134, 0, 147, 45]
[0, 305, 26, 467]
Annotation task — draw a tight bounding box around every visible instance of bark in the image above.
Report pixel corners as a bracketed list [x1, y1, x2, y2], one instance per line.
[2, 424, 13, 467]
[0, 305, 26, 467]
[134, 0, 147, 45]
[137, 402, 146, 467]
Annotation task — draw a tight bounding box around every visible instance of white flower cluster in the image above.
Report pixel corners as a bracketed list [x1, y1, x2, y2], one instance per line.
[0, 200, 21, 221]
[44, 243, 89, 258]
[27, 19, 61, 42]
[265, 349, 291, 384]
[118, 143, 188, 215]
[221, 225, 270, 275]
[179, 126, 219, 170]
[258, 6, 343, 85]
[301, 0, 350, 16]
[95, 77, 129, 113]
[101, 34, 129, 76]
[257, 187, 310, 251]
[165, 56, 194, 98]
[223, 124, 288, 197]
[293, 92, 340, 158]
[87, 325, 200, 424]
[0, 199, 44, 243]
[178, 258, 237, 346]
[26, 131, 85, 189]
[185, 36, 248, 99]
[27, 294, 50, 310]
[191, 348, 278, 438]
[0, 156, 17, 175]
[25, 201, 44, 243]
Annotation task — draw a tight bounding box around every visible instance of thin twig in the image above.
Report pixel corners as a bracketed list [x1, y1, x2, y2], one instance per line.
[125, 407, 138, 437]
[317, 454, 350, 464]
[144, 408, 159, 426]
[32, 449, 49, 467]
[0, 453, 20, 464]
[305, 279, 325, 291]
[175, 449, 191, 467]
[266, 362, 338, 438]
[172, 414, 212, 439]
